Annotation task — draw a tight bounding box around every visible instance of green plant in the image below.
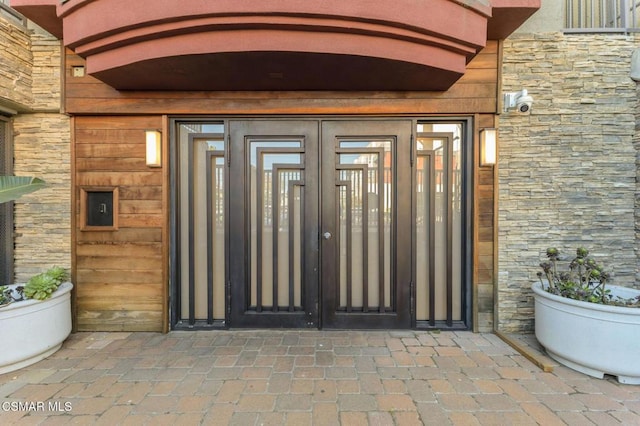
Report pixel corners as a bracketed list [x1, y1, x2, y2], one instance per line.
[537, 247, 640, 307]
[0, 176, 46, 204]
[23, 267, 69, 301]
[0, 286, 10, 306]
[0, 175, 46, 303]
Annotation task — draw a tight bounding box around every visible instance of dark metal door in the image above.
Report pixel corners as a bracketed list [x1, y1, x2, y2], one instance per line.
[229, 121, 319, 328]
[176, 118, 468, 330]
[228, 119, 413, 329]
[320, 121, 413, 329]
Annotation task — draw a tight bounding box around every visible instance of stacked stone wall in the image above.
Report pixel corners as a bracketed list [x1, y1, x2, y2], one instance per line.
[636, 84, 640, 281]
[1, 16, 70, 281]
[29, 32, 62, 112]
[12, 113, 70, 280]
[499, 32, 639, 332]
[0, 15, 32, 107]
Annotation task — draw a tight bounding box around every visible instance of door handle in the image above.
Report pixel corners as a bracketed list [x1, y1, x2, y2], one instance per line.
[323, 231, 332, 240]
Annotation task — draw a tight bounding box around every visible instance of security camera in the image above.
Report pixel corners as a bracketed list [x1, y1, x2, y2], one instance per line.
[503, 89, 533, 114]
[515, 90, 533, 114]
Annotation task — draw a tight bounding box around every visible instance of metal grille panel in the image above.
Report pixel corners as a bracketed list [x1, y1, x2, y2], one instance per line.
[336, 142, 393, 313]
[565, 0, 640, 31]
[0, 118, 13, 284]
[249, 142, 305, 312]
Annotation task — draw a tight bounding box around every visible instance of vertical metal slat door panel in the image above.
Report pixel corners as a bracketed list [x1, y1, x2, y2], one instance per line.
[321, 120, 412, 329]
[229, 120, 319, 328]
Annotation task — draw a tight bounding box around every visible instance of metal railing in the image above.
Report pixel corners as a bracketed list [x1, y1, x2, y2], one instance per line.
[565, 0, 640, 32]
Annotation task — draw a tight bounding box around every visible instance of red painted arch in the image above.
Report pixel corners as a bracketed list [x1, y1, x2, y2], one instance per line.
[11, 0, 540, 91]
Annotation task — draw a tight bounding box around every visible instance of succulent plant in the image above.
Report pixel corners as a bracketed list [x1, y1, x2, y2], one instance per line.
[23, 267, 69, 301]
[538, 247, 639, 307]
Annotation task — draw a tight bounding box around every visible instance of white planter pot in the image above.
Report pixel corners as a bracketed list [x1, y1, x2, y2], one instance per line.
[0, 282, 73, 375]
[532, 281, 640, 384]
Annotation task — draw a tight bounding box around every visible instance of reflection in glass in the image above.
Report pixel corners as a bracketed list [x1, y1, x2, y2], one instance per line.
[415, 123, 462, 323]
[337, 139, 393, 312]
[249, 140, 304, 312]
[178, 122, 226, 324]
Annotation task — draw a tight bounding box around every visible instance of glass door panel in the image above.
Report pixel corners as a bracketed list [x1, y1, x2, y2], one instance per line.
[176, 122, 227, 328]
[415, 123, 464, 327]
[337, 140, 392, 313]
[248, 141, 303, 312]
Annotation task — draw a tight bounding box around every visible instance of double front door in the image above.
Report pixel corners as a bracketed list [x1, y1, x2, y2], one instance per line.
[175, 118, 465, 329]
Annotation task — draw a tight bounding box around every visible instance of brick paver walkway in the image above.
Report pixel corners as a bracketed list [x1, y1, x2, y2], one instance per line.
[1, 330, 639, 425]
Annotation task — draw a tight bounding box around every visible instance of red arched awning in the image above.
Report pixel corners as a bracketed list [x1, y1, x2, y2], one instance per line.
[11, 0, 540, 91]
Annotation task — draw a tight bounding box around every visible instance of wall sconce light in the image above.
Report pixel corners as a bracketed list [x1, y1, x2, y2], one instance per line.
[480, 128, 497, 166]
[145, 130, 162, 167]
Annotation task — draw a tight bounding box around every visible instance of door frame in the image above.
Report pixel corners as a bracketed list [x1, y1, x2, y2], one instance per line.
[169, 116, 474, 331]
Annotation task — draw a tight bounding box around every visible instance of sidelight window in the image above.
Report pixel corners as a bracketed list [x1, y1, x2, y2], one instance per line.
[415, 122, 464, 327]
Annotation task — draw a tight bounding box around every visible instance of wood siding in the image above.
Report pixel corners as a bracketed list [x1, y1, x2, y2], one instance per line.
[68, 42, 498, 332]
[74, 115, 167, 332]
[474, 114, 498, 332]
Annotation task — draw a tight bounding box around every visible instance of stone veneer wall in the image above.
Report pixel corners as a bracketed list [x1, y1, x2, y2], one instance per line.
[0, 15, 31, 107]
[1, 17, 70, 281]
[13, 112, 70, 281]
[498, 32, 639, 332]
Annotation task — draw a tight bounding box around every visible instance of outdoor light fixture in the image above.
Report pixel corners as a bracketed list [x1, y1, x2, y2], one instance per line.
[480, 128, 497, 166]
[145, 130, 162, 167]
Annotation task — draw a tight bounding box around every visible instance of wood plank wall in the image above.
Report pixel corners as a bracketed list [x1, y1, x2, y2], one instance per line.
[66, 41, 499, 332]
[475, 114, 498, 332]
[74, 116, 166, 331]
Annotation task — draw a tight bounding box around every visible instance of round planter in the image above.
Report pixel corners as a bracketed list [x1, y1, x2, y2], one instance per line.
[0, 282, 73, 375]
[532, 281, 640, 384]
